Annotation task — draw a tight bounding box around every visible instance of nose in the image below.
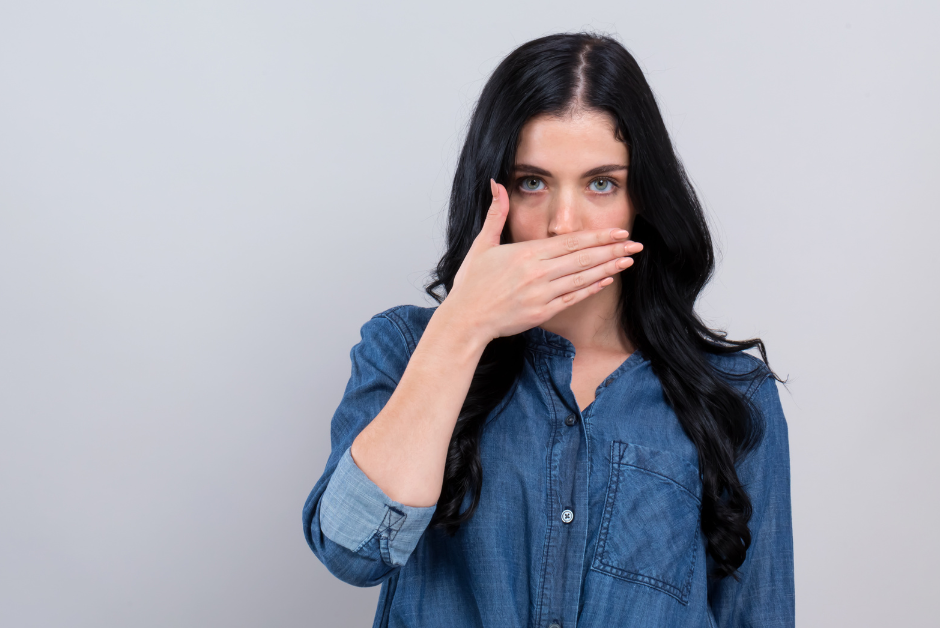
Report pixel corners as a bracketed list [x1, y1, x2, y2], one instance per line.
[547, 190, 582, 237]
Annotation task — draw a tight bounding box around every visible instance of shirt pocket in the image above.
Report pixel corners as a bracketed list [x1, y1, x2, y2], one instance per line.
[590, 440, 702, 605]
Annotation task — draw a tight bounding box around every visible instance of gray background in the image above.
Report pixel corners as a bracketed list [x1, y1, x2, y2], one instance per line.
[1, 1, 937, 626]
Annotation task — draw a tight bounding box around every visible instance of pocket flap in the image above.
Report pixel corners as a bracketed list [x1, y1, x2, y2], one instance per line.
[611, 441, 702, 503]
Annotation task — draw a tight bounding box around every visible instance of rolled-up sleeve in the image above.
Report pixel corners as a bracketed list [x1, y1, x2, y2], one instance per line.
[302, 311, 437, 587]
[709, 374, 796, 627]
[320, 445, 436, 568]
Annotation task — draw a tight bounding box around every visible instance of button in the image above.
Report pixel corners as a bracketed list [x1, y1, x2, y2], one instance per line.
[549, 623, 561, 628]
[561, 508, 574, 524]
[564, 414, 576, 426]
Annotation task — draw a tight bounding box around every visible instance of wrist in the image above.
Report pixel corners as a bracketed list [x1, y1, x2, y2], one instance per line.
[431, 297, 495, 354]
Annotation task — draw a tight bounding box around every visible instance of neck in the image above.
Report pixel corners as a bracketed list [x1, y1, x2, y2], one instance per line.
[539, 278, 634, 355]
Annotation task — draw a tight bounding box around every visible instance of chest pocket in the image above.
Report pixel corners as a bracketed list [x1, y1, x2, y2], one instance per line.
[591, 440, 702, 605]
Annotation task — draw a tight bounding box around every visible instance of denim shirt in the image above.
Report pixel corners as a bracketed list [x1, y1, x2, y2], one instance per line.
[302, 305, 795, 628]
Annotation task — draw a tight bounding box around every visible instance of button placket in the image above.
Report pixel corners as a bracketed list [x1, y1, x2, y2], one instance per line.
[533, 352, 589, 628]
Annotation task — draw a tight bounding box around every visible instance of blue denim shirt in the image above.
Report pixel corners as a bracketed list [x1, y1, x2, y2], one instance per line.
[302, 305, 795, 627]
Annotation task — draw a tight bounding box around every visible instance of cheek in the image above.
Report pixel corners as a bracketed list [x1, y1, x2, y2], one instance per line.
[507, 202, 545, 242]
[588, 198, 635, 230]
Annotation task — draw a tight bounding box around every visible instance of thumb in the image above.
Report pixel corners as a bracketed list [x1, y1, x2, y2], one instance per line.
[478, 178, 510, 248]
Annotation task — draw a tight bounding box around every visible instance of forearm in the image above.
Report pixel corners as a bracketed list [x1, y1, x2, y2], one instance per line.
[350, 299, 490, 508]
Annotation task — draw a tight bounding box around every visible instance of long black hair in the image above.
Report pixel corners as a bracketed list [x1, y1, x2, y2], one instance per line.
[424, 32, 784, 582]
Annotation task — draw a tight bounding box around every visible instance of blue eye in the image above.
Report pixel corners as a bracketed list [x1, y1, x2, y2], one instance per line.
[590, 178, 614, 193]
[520, 177, 545, 192]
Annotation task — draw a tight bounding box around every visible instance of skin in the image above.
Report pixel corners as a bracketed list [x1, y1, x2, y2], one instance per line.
[506, 109, 639, 411]
[350, 108, 643, 507]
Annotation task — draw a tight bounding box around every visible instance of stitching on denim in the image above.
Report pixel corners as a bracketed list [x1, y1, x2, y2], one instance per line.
[526, 344, 573, 357]
[531, 354, 557, 626]
[679, 519, 700, 601]
[377, 310, 416, 355]
[574, 393, 594, 610]
[592, 537, 697, 606]
[593, 441, 624, 566]
[380, 505, 407, 543]
[614, 440, 626, 463]
[379, 535, 392, 566]
[591, 562, 691, 603]
[597, 350, 647, 389]
[373, 505, 408, 567]
[743, 370, 772, 403]
[615, 462, 702, 504]
[353, 528, 379, 555]
[591, 441, 698, 605]
[528, 353, 555, 414]
[353, 504, 407, 557]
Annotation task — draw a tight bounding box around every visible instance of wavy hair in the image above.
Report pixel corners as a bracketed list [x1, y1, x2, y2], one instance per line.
[424, 32, 784, 581]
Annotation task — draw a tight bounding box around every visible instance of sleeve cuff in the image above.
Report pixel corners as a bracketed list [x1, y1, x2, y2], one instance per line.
[319, 446, 437, 567]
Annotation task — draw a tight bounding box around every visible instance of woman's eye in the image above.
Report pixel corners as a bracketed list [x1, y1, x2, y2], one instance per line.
[520, 177, 544, 192]
[590, 178, 614, 193]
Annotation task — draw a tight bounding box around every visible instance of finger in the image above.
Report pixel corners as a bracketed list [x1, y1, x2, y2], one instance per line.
[544, 275, 617, 316]
[543, 239, 643, 282]
[546, 253, 635, 300]
[476, 179, 510, 248]
[537, 227, 632, 260]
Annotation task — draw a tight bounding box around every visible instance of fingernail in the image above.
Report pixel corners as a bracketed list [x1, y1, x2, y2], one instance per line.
[612, 229, 629, 239]
[490, 179, 498, 201]
[626, 242, 643, 252]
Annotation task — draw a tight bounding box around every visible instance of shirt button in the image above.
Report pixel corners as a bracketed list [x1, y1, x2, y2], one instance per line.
[549, 623, 562, 628]
[561, 508, 574, 524]
[564, 414, 576, 426]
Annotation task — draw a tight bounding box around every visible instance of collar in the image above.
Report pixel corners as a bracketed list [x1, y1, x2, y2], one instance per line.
[521, 325, 646, 362]
[521, 325, 648, 390]
[521, 326, 577, 357]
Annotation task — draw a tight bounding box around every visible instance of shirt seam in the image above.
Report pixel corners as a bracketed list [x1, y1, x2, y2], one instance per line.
[372, 309, 416, 355]
[525, 344, 574, 358]
[743, 370, 772, 403]
[531, 353, 557, 626]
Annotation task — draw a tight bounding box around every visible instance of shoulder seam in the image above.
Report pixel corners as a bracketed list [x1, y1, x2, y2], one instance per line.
[371, 307, 417, 355]
[729, 351, 772, 402]
[743, 370, 773, 403]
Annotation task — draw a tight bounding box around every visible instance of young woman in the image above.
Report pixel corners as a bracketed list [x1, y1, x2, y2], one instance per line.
[303, 32, 794, 628]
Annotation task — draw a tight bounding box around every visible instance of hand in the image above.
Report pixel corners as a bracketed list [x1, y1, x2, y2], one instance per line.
[445, 178, 644, 341]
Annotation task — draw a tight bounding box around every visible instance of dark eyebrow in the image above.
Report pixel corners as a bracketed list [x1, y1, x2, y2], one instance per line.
[512, 163, 629, 178]
[512, 163, 552, 177]
[582, 164, 629, 177]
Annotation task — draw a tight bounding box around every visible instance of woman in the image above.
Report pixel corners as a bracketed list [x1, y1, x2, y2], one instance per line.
[303, 32, 794, 627]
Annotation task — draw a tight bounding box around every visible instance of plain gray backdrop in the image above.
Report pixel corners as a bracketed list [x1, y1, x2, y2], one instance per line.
[1, 1, 937, 626]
